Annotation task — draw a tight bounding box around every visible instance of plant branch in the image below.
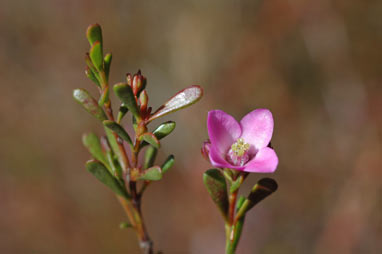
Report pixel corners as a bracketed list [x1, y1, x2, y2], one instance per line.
[117, 196, 137, 229]
[225, 171, 248, 254]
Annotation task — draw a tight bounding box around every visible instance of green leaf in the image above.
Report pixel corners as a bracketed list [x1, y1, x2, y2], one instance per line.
[103, 120, 133, 147]
[104, 127, 125, 170]
[148, 85, 203, 122]
[98, 87, 109, 106]
[113, 83, 141, 120]
[82, 133, 108, 166]
[104, 128, 120, 156]
[86, 24, 103, 48]
[104, 53, 112, 80]
[84, 53, 101, 82]
[132, 114, 138, 130]
[161, 155, 174, 174]
[117, 104, 128, 123]
[86, 160, 130, 199]
[222, 168, 234, 183]
[153, 121, 176, 139]
[140, 121, 176, 149]
[138, 166, 162, 181]
[230, 177, 242, 193]
[119, 222, 132, 229]
[141, 133, 160, 149]
[144, 146, 157, 169]
[73, 88, 107, 121]
[236, 196, 246, 212]
[106, 150, 122, 180]
[89, 41, 103, 71]
[235, 178, 278, 220]
[247, 178, 278, 208]
[85, 67, 101, 87]
[203, 169, 229, 221]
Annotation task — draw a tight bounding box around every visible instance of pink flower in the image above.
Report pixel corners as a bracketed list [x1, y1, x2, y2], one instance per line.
[206, 109, 278, 173]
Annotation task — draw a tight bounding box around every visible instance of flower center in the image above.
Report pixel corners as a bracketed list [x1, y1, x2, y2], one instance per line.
[226, 138, 251, 166]
[231, 138, 250, 156]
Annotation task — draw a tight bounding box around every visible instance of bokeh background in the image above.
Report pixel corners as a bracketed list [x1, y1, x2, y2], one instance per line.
[0, 0, 381, 253]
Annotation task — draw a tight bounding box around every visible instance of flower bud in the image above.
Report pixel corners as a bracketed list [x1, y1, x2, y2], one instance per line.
[132, 73, 143, 95]
[201, 139, 211, 161]
[126, 73, 132, 86]
[139, 90, 148, 114]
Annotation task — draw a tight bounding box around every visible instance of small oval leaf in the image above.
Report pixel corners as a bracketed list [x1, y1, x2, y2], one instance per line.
[85, 53, 100, 83]
[82, 133, 108, 166]
[161, 155, 174, 174]
[113, 83, 141, 119]
[89, 41, 103, 71]
[203, 169, 229, 220]
[104, 128, 122, 163]
[139, 166, 162, 181]
[104, 53, 112, 80]
[117, 104, 129, 123]
[148, 85, 203, 122]
[103, 120, 133, 147]
[85, 67, 101, 87]
[140, 121, 176, 148]
[153, 121, 176, 139]
[141, 133, 160, 149]
[235, 178, 278, 220]
[106, 150, 122, 180]
[73, 89, 107, 121]
[86, 160, 130, 199]
[144, 146, 157, 169]
[247, 178, 278, 206]
[86, 24, 103, 47]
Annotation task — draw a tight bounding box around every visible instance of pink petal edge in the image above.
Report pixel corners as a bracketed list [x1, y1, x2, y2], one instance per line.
[240, 109, 274, 150]
[243, 147, 278, 173]
[207, 110, 241, 155]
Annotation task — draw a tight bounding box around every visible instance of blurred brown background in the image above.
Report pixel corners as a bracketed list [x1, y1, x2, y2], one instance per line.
[0, 0, 381, 253]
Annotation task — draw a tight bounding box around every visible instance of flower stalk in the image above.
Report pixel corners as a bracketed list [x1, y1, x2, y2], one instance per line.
[223, 171, 247, 254]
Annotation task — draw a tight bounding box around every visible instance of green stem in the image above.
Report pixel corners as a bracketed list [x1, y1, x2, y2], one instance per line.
[132, 193, 153, 254]
[130, 135, 154, 254]
[224, 171, 248, 254]
[100, 69, 152, 254]
[226, 188, 238, 254]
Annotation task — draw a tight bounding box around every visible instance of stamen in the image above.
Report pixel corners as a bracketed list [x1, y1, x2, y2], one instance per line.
[231, 138, 250, 157]
[226, 138, 251, 166]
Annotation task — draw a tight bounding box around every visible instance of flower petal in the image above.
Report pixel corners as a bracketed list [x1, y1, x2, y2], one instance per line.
[209, 145, 245, 170]
[207, 110, 241, 154]
[240, 109, 274, 149]
[243, 147, 278, 173]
